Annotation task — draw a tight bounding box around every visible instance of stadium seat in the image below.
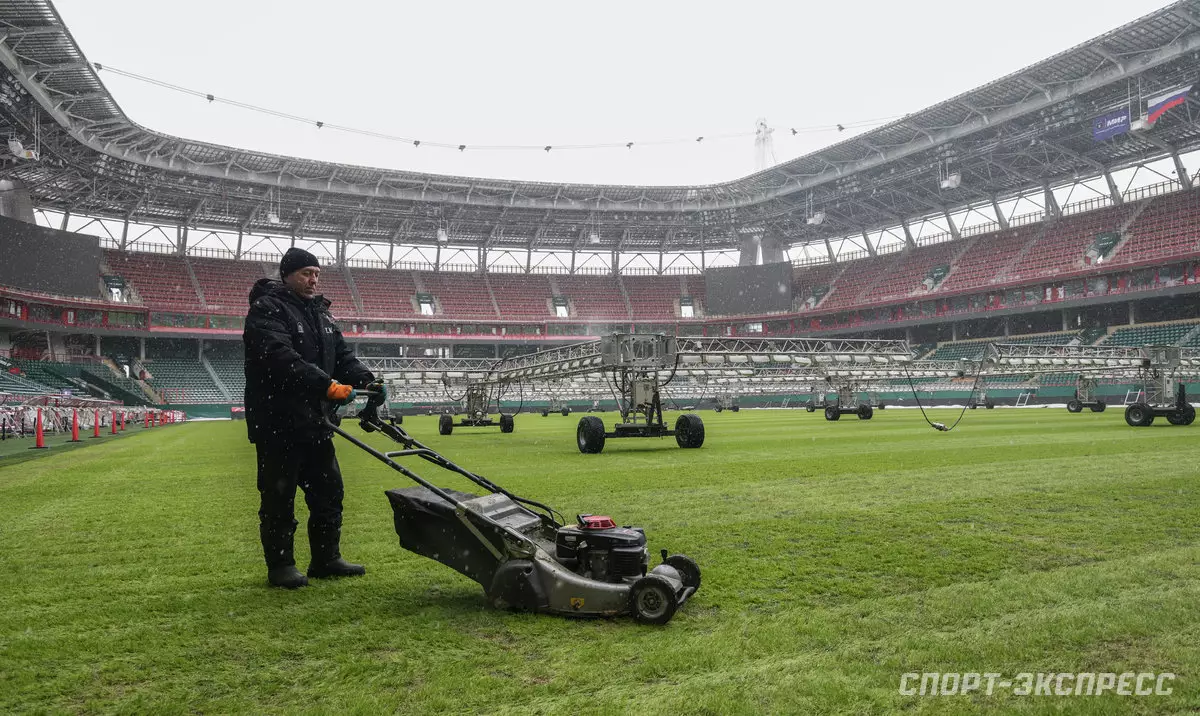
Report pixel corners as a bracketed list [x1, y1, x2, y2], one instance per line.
[187, 256, 271, 313]
[620, 275, 686, 320]
[936, 224, 1042, 294]
[555, 275, 630, 321]
[1003, 205, 1132, 281]
[485, 273, 555, 319]
[1101, 321, 1200, 347]
[104, 251, 202, 311]
[417, 271, 500, 319]
[859, 241, 961, 304]
[351, 267, 418, 317]
[1107, 189, 1200, 266]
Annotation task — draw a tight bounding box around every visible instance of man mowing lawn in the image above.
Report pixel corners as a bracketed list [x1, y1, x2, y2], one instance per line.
[243, 247, 385, 589]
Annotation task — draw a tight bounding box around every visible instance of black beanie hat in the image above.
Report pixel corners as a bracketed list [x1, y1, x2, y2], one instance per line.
[280, 247, 320, 278]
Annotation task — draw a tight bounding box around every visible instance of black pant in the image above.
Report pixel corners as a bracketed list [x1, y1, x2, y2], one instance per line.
[256, 438, 345, 569]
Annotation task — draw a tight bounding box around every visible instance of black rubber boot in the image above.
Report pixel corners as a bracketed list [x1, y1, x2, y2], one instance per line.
[268, 565, 309, 589]
[261, 522, 307, 588]
[307, 525, 365, 579]
[307, 557, 366, 579]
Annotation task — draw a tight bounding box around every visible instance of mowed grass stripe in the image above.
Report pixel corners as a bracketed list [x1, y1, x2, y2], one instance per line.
[2, 411, 1197, 713]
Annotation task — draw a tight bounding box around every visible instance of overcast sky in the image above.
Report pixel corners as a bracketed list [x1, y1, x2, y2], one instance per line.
[54, 0, 1172, 186]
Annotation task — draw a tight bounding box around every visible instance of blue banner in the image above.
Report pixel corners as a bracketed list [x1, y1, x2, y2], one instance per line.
[1092, 107, 1130, 141]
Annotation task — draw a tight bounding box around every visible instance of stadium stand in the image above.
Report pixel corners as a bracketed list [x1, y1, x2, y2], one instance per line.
[556, 275, 630, 321]
[315, 268, 360, 317]
[792, 262, 843, 311]
[188, 256, 270, 313]
[486, 273, 555, 319]
[621, 275, 684, 319]
[1003, 205, 1134, 281]
[418, 270, 500, 319]
[1108, 188, 1200, 266]
[11, 359, 90, 395]
[104, 250, 201, 310]
[1101, 321, 1200, 346]
[203, 342, 245, 400]
[351, 267, 418, 317]
[859, 240, 962, 304]
[816, 254, 900, 311]
[936, 224, 1043, 294]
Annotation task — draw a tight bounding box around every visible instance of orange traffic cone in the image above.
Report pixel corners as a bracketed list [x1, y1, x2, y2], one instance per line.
[120, 412, 126, 431]
[30, 408, 46, 449]
[111, 411, 118, 435]
[91, 410, 102, 438]
[69, 409, 82, 442]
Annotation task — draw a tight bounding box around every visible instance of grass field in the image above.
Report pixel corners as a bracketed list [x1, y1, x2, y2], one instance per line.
[2, 408, 1199, 714]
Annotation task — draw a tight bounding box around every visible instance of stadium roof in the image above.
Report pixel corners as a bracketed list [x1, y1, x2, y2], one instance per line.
[0, 0, 1199, 254]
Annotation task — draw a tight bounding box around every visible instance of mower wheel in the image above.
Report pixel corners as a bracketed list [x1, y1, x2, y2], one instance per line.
[856, 404, 873, 420]
[1067, 400, 1082, 413]
[577, 416, 606, 454]
[438, 414, 453, 435]
[1091, 401, 1107, 413]
[1124, 403, 1153, 427]
[541, 409, 549, 417]
[561, 408, 570, 417]
[824, 406, 840, 421]
[630, 574, 679, 625]
[664, 554, 702, 591]
[985, 401, 995, 409]
[674, 414, 705, 449]
[714, 405, 722, 413]
[500, 414, 515, 433]
[969, 403, 977, 410]
[731, 405, 739, 413]
[805, 402, 815, 413]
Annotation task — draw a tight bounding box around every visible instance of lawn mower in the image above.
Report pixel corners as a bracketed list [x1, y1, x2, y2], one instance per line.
[327, 390, 701, 624]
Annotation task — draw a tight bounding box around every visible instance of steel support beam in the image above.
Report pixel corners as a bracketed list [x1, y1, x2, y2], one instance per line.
[990, 196, 1010, 230]
[861, 230, 878, 257]
[942, 209, 961, 241]
[1103, 169, 1124, 205]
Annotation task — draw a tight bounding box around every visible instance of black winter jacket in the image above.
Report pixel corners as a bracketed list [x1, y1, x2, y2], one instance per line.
[242, 278, 374, 444]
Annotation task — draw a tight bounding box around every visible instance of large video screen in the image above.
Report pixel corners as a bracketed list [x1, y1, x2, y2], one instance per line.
[0, 215, 102, 298]
[703, 261, 793, 316]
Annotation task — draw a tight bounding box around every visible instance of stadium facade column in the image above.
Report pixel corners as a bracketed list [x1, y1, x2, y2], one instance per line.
[1043, 183, 1062, 219]
[1102, 170, 1124, 205]
[1171, 153, 1192, 190]
[952, 322, 959, 341]
[1004, 317, 1011, 337]
[0, 179, 35, 223]
[942, 210, 961, 241]
[761, 229, 787, 264]
[990, 196, 1010, 230]
[900, 222, 916, 250]
[823, 239, 837, 265]
[139, 338, 146, 361]
[862, 231, 879, 258]
[94, 335, 100, 357]
[738, 233, 760, 266]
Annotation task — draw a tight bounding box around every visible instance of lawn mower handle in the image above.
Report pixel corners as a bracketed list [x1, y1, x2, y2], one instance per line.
[325, 394, 565, 527]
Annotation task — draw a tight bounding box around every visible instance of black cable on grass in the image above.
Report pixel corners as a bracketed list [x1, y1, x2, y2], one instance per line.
[903, 361, 985, 432]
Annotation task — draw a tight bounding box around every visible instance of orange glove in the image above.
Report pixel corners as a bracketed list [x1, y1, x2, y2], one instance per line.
[326, 382, 356, 404]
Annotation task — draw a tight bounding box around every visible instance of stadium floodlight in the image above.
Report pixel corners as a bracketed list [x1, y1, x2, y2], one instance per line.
[266, 212, 281, 225]
[437, 227, 449, 243]
[806, 211, 826, 226]
[589, 230, 601, 245]
[939, 172, 962, 190]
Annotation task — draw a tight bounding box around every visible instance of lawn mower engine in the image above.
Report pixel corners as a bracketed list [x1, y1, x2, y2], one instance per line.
[555, 515, 648, 583]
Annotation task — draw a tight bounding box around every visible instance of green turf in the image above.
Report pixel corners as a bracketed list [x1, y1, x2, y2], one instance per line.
[2, 409, 1198, 714]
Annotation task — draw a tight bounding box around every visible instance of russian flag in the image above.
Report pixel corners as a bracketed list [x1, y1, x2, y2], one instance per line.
[1146, 85, 1192, 124]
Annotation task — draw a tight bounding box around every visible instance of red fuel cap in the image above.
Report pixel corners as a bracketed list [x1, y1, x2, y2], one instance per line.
[578, 514, 616, 529]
